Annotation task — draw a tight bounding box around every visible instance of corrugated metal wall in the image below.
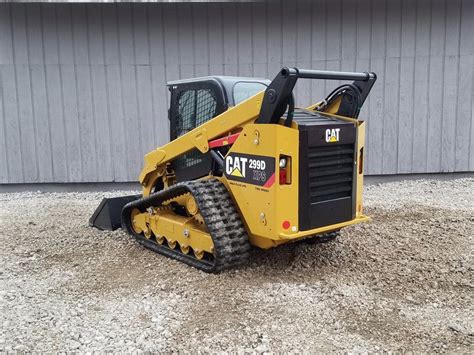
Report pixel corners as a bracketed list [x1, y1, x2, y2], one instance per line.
[0, 0, 473, 184]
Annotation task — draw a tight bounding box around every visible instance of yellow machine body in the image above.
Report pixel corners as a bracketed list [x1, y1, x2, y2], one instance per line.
[135, 92, 368, 250]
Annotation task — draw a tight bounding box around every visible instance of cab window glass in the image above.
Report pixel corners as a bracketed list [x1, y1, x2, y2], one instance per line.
[196, 89, 217, 125]
[175, 87, 218, 170]
[233, 82, 267, 105]
[176, 88, 217, 137]
[177, 90, 196, 136]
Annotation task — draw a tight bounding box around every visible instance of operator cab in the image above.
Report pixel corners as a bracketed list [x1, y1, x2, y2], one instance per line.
[167, 76, 270, 182]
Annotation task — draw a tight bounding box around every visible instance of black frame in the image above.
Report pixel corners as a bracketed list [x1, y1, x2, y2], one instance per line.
[256, 67, 377, 126]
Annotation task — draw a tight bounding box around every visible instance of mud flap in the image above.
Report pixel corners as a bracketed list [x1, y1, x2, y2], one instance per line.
[89, 195, 141, 231]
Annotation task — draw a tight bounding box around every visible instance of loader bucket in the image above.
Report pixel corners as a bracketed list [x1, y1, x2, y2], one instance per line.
[89, 195, 141, 231]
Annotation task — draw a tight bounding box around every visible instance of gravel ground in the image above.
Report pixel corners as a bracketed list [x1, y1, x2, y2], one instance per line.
[1, 178, 473, 352]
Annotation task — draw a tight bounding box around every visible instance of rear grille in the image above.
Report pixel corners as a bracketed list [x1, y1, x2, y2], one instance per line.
[307, 144, 354, 203]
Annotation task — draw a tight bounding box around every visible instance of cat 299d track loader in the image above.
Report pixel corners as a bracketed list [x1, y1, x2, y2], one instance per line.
[90, 67, 376, 272]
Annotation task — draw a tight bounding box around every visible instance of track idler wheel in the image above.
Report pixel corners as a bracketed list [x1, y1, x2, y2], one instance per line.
[130, 208, 143, 234]
[156, 235, 165, 245]
[194, 249, 205, 260]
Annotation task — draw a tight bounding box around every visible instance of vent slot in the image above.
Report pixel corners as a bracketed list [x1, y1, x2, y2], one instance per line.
[307, 144, 354, 203]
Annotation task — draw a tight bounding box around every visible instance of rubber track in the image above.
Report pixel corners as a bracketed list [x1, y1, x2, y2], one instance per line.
[121, 179, 251, 273]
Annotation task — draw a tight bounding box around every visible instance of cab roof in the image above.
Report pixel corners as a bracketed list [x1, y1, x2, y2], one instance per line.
[167, 75, 270, 87]
[167, 76, 271, 106]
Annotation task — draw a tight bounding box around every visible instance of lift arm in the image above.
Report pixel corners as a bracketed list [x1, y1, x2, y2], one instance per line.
[139, 91, 265, 187]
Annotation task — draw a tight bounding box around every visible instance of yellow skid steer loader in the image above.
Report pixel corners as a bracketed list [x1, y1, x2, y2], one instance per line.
[90, 67, 377, 272]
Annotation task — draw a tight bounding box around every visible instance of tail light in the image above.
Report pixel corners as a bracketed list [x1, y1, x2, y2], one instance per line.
[279, 155, 291, 185]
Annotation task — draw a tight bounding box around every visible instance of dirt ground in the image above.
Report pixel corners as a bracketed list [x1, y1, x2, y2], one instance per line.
[0, 178, 473, 352]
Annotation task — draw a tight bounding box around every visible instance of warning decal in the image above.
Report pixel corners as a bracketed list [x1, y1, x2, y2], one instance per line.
[224, 153, 276, 187]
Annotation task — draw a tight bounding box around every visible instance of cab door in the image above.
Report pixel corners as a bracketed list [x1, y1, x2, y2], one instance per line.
[169, 80, 227, 181]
